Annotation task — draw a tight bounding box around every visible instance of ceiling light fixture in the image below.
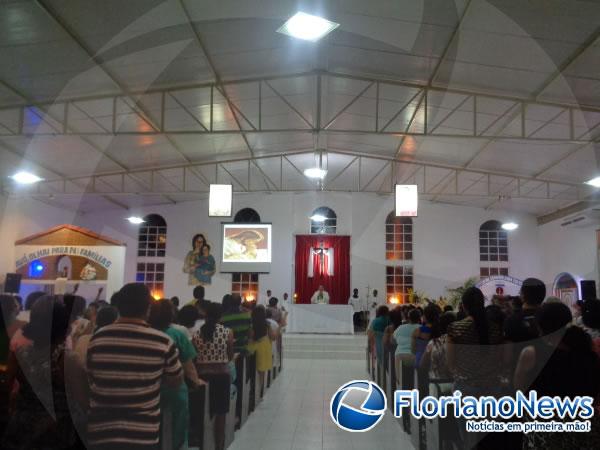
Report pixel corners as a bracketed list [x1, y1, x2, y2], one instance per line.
[127, 216, 145, 225]
[501, 222, 519, 231]
[10, 171, 43, 185]
[310, 214, 327, 222]
[585, 176, 600, 188]
[277, 12, 339, 42]
[304, 167, 328, 179]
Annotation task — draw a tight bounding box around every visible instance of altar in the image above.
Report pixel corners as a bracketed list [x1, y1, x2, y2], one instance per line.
[286, 304, 354, 334]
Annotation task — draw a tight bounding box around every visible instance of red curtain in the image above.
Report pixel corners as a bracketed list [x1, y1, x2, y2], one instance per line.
[294, 235, 350, 304]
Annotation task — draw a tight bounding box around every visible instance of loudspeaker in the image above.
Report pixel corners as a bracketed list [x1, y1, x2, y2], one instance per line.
[4, 273, 22, 294]
[580, 280, 597, 301]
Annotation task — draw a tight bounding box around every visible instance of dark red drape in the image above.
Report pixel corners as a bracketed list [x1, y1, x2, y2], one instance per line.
[294, 235, 350, 305]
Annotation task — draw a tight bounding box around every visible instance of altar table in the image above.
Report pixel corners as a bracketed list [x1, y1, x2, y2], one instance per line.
[286, 304, 354, 334]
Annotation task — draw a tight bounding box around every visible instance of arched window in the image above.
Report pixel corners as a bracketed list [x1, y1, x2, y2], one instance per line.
[138, 214, 167, 257]
[385, 212, 413, 260]
[310, 207, 337, 234]
[136, 214, 167, 298]
[479, 220, 508, 277]
[231, 208, 261, 300]
[385, 212, 414, 303]
[234, 208, 261, 223]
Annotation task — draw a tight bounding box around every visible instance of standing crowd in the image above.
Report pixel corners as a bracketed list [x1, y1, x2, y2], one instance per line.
[0, 284, 287, 450]
[369, 278, 600, 449]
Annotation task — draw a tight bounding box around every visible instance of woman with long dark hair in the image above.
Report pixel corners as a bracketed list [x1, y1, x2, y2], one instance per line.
[411, 303, 441, 366]
[192, 302, 233, 450]
[447, 287, 505, 448]
[419, 311, 456, 380]
[515, 302, 600, 449]
[247, 305, 276, 396]
[3, 296, 87, 449]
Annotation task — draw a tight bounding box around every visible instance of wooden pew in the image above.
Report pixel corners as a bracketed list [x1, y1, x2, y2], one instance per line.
[384, 343, 397, 411]
[425, 379, 457, 450]
[235, 354, 253, 429]
[277, 334, 283, 373]
[224, 377, 238, 450]
[377, 348, 387, 397]
[409, 366, 429, 450]
[397, 359, 415, 434]
[188, 383, 215, 450]
[247, 352, 257, 414]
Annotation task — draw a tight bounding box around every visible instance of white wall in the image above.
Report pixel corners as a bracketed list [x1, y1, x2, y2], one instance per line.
[538, 220, 599, 296]
[0, 197, 81, 280]
[1, 192, 561, 303]
[70, 192, 542, 302]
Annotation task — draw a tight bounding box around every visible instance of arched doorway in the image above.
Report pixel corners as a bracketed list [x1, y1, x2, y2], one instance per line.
[553, 272, 579, 306]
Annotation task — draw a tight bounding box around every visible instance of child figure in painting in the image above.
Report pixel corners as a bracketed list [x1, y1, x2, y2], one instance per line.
[194, 244, 216, 285]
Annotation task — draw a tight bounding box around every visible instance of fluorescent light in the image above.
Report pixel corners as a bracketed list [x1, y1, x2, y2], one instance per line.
[502, 222, 519, 231]
[585, 176, 600, 188]
[10, 171, 43, 184]
[277, 12, 339, 42]
[304, 167, 327, 179]
[209, 184, 233, 217]
[310, 214, 327, 222]
[127, 216, 145, 225]
[395, 185, 418, 217]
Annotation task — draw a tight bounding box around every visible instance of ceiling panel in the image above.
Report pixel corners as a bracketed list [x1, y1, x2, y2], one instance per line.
[413, 137, 486, 167]
[85, 134, 187, 169]
[46, 0, 214, 89]
[433, 0, 599, 99]
[1, 135, 122, 176]
[469, 139, 575, 177]
[248, 132, 314, 156]
[168, 134, 249, 161]
[543, 144, 600, 184]
[0, 1, 118, 102]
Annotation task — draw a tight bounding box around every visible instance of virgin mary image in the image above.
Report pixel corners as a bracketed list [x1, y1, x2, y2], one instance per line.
[183, 234, 215, 285]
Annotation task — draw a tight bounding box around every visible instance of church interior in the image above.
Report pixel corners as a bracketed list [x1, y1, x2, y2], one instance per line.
[1, 1, 600, 449]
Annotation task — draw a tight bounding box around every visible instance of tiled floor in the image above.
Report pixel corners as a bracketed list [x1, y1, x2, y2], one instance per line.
[229, 334, 413, 450]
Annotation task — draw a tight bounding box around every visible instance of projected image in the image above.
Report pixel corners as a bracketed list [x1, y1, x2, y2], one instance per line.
[223, 224, 271, 263]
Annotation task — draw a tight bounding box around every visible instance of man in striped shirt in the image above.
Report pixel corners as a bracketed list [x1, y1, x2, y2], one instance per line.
[87, 283, 183, 450]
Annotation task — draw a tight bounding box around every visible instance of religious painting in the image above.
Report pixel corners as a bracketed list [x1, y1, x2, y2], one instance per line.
[222, 224, 271, 262]
[183, 233, 216, 286]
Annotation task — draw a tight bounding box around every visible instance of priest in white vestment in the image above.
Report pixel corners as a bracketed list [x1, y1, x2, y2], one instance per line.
[311, 285, 330, 304]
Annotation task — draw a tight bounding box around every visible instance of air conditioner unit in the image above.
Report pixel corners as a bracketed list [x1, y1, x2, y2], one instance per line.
[560, 209, 600, 228]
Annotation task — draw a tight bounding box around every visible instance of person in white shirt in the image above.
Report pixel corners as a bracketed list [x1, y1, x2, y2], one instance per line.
[368, 289, 382, 322]
[281, 292, 290, 310]
[311, 285, 330, 304]
[348, 288, 365, 331]
[259, 289, 272, 306]
[265, 309, 281, 364]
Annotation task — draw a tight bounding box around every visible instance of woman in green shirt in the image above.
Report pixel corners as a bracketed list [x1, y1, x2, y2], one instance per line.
[149, 299, 205, 450]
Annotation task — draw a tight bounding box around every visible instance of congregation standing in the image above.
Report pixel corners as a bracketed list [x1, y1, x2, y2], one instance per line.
[0, 283, 287, 450]
[375, 278, 600, 449]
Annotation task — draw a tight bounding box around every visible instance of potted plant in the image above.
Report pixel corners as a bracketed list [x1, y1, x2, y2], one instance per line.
[446, 277, 478, 309]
